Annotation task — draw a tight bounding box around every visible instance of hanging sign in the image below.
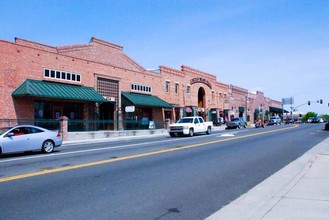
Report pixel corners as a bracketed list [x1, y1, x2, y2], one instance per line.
[125, 106, 135, 112]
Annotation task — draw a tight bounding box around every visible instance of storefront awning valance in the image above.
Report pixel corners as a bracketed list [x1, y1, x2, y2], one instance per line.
[239, 106, 244, 112]
[269, 106, 289, 113]
[122, 92, 173, 108]
[12, 79, 107, 102]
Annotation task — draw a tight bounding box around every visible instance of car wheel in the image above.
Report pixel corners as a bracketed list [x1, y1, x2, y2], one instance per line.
[236, 125, 240, 129]
[206, 126, 211, 134]
[169, 133, 175, 137]
[42, 140, 55, 153]
[188, 128, 194, 137]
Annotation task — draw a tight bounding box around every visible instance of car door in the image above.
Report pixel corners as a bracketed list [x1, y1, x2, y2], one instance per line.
[194, 118, 202, 133]
[25, 127, 45, 150]
[198, 117, 206, 132]
[1, 127, 33, 153]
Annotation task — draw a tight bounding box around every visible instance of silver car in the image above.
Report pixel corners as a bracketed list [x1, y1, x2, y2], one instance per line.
[0, 125, 62, 155]
[267, 116, 282, 125]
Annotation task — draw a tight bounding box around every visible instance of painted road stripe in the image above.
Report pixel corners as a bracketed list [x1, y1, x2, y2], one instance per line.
[0, 125, 298, 183]
[221, 134, 235, 137]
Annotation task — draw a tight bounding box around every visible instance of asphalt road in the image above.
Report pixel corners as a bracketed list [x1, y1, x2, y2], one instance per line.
[0, 123, 327, 220]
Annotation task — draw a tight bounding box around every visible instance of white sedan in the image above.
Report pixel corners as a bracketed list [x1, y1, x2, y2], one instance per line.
[0, 125, 62, 156]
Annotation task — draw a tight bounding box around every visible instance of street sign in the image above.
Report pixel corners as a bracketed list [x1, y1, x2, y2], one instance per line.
[282, 97, 294, 105]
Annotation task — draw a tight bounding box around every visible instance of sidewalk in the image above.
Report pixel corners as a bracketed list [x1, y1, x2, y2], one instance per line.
[207, 137, 329, 220]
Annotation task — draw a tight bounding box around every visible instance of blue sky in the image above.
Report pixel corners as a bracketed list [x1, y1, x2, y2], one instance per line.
[1, 0, 328, 114]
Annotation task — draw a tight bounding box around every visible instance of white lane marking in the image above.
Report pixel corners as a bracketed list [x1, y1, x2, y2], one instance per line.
[221, 134, 235, 137]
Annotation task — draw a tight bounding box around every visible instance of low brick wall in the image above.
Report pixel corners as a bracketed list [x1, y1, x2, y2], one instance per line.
[67, 129, 168, 141]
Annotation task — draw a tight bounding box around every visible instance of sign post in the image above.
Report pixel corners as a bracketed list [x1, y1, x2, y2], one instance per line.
[282, 97, 294, 120]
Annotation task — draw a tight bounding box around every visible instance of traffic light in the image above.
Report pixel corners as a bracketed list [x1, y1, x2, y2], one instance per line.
[308, 101, 310, 105]
[320, 99, 323, 104]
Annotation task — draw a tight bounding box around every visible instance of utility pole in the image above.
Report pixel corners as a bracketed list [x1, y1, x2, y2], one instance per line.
[245, 93, 248, 123]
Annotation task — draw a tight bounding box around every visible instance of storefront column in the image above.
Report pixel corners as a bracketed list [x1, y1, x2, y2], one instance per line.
[60, 116, 68, 141]
[172, 107, 176, 122]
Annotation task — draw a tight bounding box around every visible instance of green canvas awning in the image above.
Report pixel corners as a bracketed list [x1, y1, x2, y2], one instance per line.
[239, 106, 244, 112]
[122, 92, 173, 108]
[269, 106, 289, 113]
[12, 79, 106, 102]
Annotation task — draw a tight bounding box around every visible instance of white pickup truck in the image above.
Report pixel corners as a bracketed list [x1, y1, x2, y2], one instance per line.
[168, 116, 213, 137]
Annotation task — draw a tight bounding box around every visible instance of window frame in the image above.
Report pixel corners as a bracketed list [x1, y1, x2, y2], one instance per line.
[43, 68, 81, 83]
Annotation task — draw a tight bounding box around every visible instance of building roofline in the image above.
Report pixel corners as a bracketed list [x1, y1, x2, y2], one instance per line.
[91, 37, 123, 50]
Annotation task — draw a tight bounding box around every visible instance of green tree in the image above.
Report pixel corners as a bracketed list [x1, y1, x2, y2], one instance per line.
[302, 112, 317, 122]
[321, 114, 329, 121]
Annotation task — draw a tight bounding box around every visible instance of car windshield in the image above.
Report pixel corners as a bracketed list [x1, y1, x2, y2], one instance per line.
[232, 118, 240, 122]
[0, 127, 12, 135]
[177, 118, 193, 123]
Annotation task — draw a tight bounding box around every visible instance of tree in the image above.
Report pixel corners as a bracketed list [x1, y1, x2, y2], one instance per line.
[302, 112, 317, 122]
[321, 114, 329, 121]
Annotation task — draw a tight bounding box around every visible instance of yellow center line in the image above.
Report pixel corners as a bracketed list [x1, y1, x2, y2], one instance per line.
[0, 125, 298, 183]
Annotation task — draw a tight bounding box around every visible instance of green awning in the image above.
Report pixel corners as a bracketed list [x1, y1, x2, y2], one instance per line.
[269, 106, 289, 113]
[122, 92, 173, 108]
[12, 79, 106, 102]
[254, 109, 260, 114]
[239, 106, 244, 112]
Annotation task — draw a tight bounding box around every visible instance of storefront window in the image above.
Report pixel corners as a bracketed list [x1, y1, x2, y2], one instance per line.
[34, 102, 52, 119]
[63, 103, 82, 120]
[35, 102, 82, 120]
[34, 101, 83, 130]
[34, 102, 56, 129]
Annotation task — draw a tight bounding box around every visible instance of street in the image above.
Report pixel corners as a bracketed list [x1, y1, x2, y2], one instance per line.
[0, 123, 328, 220]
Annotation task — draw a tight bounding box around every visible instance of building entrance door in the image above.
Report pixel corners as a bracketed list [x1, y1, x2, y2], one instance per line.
[99, 102, 115, 130]
[198, 87, 206, 118]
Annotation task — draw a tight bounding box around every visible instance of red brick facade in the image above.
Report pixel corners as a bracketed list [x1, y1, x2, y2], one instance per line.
[0, 37, 283, 129]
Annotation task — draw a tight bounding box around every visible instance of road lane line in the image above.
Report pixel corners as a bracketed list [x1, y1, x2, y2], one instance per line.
[0, 125, 298, 183]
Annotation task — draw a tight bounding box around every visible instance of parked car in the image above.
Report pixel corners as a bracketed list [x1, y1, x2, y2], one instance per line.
[213, 117, 223, 126]
[325, 121, 329, 130]
[267, 116, 282, 125]
[226, 117, 247, 129]
[285, 117, 294, 124]
[307, 117, 314, 123]
[295, 117, 303, 124]
[311, 117, 324, 123]
[0, 125, 62, 156]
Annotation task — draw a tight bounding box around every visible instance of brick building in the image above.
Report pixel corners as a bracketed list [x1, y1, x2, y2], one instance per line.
[158, 65, 284, 124]
[0, 37, 284, 130]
